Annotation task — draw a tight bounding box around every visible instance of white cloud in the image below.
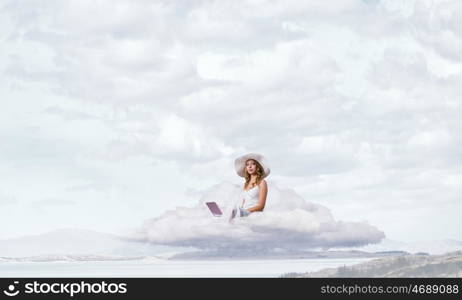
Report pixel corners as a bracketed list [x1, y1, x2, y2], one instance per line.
[0, 190, 18, 206]
[128, 181, 385, 250]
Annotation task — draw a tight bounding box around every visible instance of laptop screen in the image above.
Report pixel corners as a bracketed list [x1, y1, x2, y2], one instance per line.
[206, 202, 223, 216]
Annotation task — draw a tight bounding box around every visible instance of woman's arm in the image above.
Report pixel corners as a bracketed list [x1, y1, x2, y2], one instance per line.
[246, 180, 267, 212]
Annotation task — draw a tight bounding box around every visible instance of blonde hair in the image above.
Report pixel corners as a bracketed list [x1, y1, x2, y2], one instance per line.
[243, 159, 265, 190]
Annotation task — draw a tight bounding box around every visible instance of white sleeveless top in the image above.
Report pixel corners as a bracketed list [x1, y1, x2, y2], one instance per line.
[240, 185, 259, 209]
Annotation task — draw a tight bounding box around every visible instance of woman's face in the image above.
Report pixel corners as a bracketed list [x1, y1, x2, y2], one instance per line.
[245, 160, 257, 175]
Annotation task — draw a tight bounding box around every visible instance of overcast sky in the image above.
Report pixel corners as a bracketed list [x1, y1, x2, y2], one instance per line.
[0, 0, 461, 243]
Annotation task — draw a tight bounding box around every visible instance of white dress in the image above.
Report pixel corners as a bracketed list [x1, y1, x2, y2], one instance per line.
[229, 185, 260, 220]
[240, 185, 260, 210]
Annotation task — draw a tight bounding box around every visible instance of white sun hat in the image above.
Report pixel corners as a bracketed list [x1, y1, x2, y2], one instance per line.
[234, 153, 271, 179]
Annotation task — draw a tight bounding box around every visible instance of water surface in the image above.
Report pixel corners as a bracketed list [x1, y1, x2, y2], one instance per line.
[0, 257, 375, 277]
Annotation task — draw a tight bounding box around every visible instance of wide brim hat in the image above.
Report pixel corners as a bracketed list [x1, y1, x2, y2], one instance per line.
[234, 153, 270, 179]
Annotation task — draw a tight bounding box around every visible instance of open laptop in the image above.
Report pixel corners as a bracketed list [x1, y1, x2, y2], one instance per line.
[205, 202, 237, 221]
[205, 202, 223, 217]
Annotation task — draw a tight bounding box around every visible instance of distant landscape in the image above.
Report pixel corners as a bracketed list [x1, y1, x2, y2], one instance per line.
[281, 251, 462, 278]
[0, 228, 461, 277]
[167, 249, 409, 260]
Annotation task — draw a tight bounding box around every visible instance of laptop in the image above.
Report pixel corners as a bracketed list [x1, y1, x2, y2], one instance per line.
[205, 202, 237, 221]
[205, 202, 223, 217]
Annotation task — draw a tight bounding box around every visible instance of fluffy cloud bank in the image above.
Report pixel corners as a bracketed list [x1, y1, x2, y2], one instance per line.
[127, 181, 385, 251]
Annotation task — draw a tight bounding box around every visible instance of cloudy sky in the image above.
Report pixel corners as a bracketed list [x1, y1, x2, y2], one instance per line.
[0, 0, 461, 245]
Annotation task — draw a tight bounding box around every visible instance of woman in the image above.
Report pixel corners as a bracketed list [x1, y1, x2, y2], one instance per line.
[231, 153, 270, 219]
